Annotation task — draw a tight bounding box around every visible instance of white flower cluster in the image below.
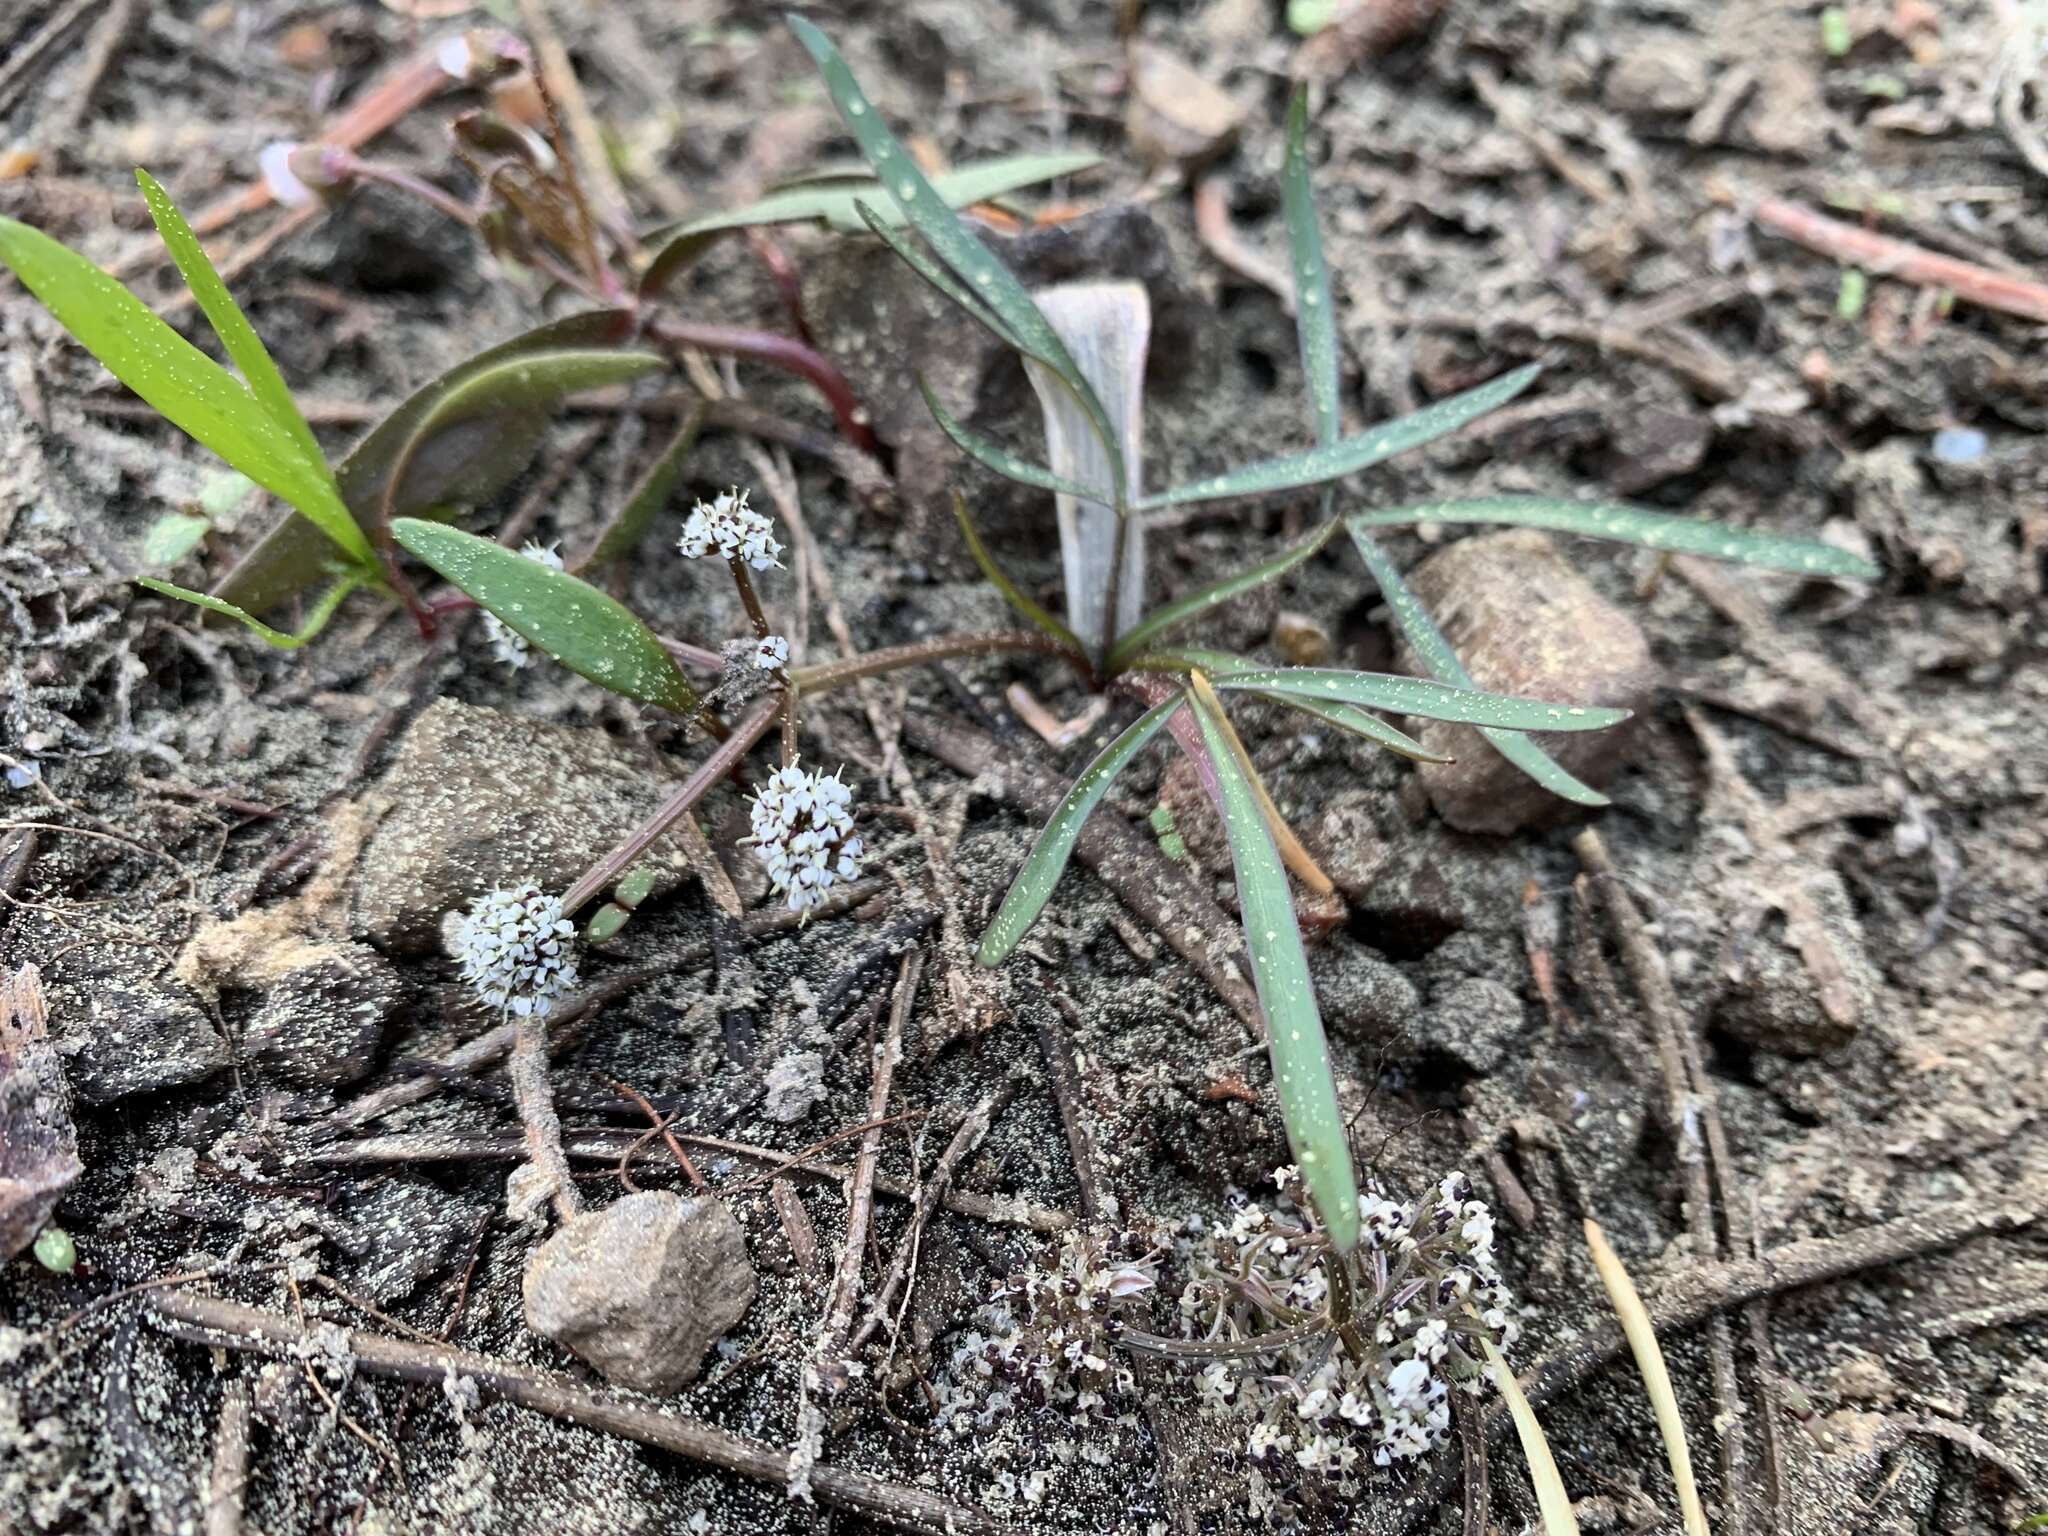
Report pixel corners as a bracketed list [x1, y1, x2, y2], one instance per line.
[678, 487, 782, 570]
[1178, 1171, 1519, 1525]
[481, 541, 564, 669]
[752, 634, 789, 672]
[746, 762, 865, 914]
[452, 884, 578, 1017]
[933, 1232, 1153, 1441]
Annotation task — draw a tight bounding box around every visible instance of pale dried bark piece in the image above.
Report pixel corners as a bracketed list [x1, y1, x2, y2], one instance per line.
[1, 964, 82, 1262]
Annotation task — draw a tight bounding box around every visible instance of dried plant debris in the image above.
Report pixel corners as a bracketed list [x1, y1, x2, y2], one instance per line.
[0, 966, 81, 1263]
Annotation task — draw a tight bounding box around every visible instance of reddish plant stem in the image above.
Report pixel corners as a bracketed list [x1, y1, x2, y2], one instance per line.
[1754, 197, 2048, 325]
[643, 316, 880, 456]
[561, 693, 780, 914]
[790, 630, 1091, 696]
[747, 229, 816, 347]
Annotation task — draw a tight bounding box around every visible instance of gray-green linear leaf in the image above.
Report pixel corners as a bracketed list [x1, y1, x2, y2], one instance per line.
[659, 151, 1101, 238]
[1138, 363, 1542, 512]
[1188, 686, 1359, 1253]
[1250, 691, 1451, 763]
[1347, 526, 1608, 807]
[975, 697, 1180, 966]
[1109, 521, 1338, 667]
[1281, 87, 1340, 450]
[787, 15, 1123, 488]
[952, 491, 1087, 657]
[918, 375, 1116, 503]
[1348, 496, 1881, 580]
[1208, 667, 1630, 731]
[393, 520, 699, 712]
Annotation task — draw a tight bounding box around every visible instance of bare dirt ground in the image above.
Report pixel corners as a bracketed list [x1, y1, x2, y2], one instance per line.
[2, 1, 2045, 1533]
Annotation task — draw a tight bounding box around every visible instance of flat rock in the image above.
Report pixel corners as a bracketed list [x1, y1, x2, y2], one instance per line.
[1603, 42, 1711, 116]
[43, 945, 229, 1105]
[1127, 42, 1244, 169]
[244, 940, 404, 1086]
[351, 699, 694, 955]
[523, 1191, 756, 1394]
[1390, 530, 1660, 834]
[1307, 936, 1420, 1044]
[1709, 869, 1877, 1057]
[1426, 976, 1524, 1075]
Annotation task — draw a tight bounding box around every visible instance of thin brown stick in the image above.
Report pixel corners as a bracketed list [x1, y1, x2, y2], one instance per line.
[1456, 1389, 1490, 1536]
[1396, 1199, 2041, 1533]
[203, 1379, 252, 1536]
[148, 1290, 1003, 1536]
[822, 948, 920, 1355]
[509, 1014, 582, 1221]
[297, 1127, 1073, 1233]
[850, 1088, 1004, 1354]
[1754, 197, 2048, 325]
[613, 1079, 706, 1192]
[774, 1180, 825, 1284]
[1573, 828, 1749, 1533]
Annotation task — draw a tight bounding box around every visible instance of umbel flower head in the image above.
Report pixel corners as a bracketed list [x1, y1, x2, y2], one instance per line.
[453, 883, 578, 1017]
[482, 542, 564, 669]
[746, 761, 865, 915]
[678, 486, 783, 570]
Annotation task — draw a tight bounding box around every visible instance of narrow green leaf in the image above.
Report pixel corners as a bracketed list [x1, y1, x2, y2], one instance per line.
[142, 513, 210, 567]
[1280, 88, 1340, 449]
[213, 309, 640, 617]
[951, 491, 1087, 656]
[1137, 363, 1543, 512]
[582, 405, 703, 568]
[1347, 526, 1609, 807]
[393, 519, 699, 712]
[974, 697, 1180, 966]
[854, 201, 1023, 351]
[139, 574, 360, 648]
[1187, 683, 1359, 1252]
[637, 229, 724, 305]
[0, 213, 371, 565]
[1108, 521, 1338, 669]
[659, 151, 1102, 239]
[1208, 666, 1630, 732]
[787, 14, 1124, 491]
[918, 375, 1115, 504]
[136, 170, 327, 478]
[1248, 691, 1452, 763]
[1349, 496, 1881, 580]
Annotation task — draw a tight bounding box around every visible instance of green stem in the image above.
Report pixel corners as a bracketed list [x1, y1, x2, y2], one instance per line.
[789, 629, 1092, 695]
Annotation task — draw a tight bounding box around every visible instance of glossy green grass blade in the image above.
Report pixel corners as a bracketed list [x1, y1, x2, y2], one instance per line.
[1209, 666, 1629, 731]
[1248, 691, 1451, 763]
[139, 574, 360, 647]
[1187, 682, 1359, 1252]
[213, 309, 640, 616]
[0, 214, 372, 566]
[583, 405, 702, 568]
[1349, 496, 1880, 580]
[1138, 363, 1543, 512]
[918, 375, 1115, 504]
[659, 151, 1101, 238]
[1281, 87, 1340, 448]
[394, 519, 698, 712]
[975, 696, 1180, 966]
[952, 491, 1087, 657]
[855, 201, 1023, 351]
[1347, 525, 1608, 806]
[136, 171, 328, 480]
[787, 14, 1125, 492]
[1108, 521, 1338, 669]
[637, 228, 723, 305]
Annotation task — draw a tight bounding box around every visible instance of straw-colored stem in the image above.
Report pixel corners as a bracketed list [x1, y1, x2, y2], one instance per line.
[1481, 1334, 1580, 1536]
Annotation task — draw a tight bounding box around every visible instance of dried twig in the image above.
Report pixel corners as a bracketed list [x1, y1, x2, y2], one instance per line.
[203, 1379, 252, 1536]
[1396, 1199, 2041, 1533]
[148, 1289, 1003, 1536]
[1754, 197, 2048, 325]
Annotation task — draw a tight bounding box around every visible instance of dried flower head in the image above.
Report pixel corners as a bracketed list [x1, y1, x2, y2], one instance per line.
[481, 541, 564, 669]
[678, 486, 783, 570]
[452, 883, 578, 1016]
[746, 761, 865, 914]
[753, 634, 790, 672]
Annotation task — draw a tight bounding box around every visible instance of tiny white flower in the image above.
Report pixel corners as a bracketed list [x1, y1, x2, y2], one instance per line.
[745, 760, 866, 915]
[481, 541, 565, 669]
[452, 883, 578, 1017]
[752, 634, 790, 672]
[678, 487, 783, 570]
